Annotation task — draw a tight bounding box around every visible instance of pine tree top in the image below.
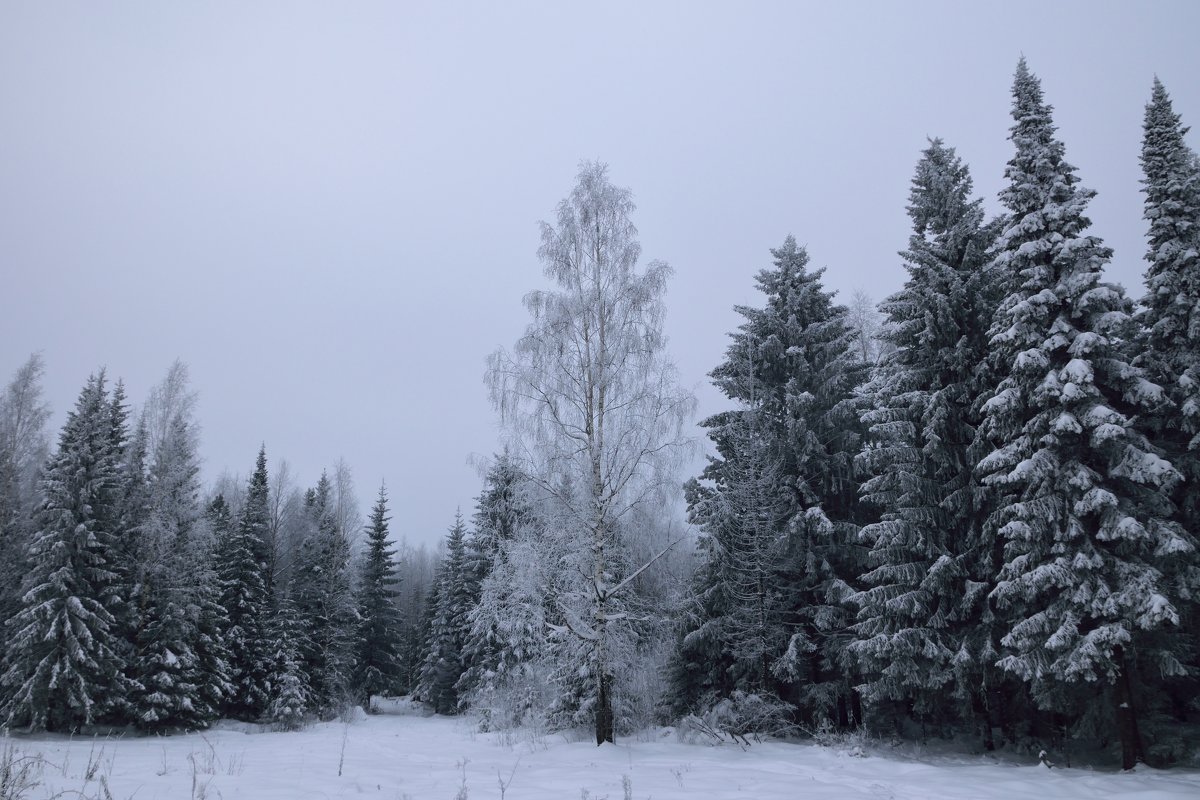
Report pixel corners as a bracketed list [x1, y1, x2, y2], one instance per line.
[712, 236, 858, 411]
[368, 482, 391, 538]
[999, 59, 1087, 222]
[907, 138, 980, 237]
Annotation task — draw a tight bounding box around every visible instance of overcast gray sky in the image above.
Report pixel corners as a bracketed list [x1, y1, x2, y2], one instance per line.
[2, 1, 1198, 547]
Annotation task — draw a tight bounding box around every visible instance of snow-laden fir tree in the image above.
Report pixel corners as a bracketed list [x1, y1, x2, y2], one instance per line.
[977, 60, 1191, 770]
[354, 483, 403, 709]
[133, 585, 201, 731]
[130, 409, 211, 731]
[675, 237, 868, 730]
[454, 453, 532, 707]
[468, 530, 561, 729]
[668, 476, 739, 715]
[417, 512, 472, 715]
[676, 409, 792, 708]
[264, 598, 311, 730]
[460, 467, 563, 730]
[1137, 80, 1200, 563]
[1138, 79, 1200, 480]
[404, 573, 439, 696]
[214, 446, 273, 720]
[850, 139, 1005, 741]
[195, 496, 236, 720]
[0, 355, 51, 657]
[292, 471, 359, 716]
[111, 416, 150, 632]
[1135, 77, 1200, 748]
[93, 380, 149, 726]
[0, 372, 132, 731]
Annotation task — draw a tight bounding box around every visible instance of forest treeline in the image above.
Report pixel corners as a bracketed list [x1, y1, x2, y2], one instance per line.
[0, 60, 1197, 770]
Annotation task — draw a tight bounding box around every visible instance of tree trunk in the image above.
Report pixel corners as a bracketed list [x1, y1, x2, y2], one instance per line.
[594, 550, 614, 746]
[595, 668, 614, 745]
[973, 686, 995, 752]
[1114, 646, 1143, 771]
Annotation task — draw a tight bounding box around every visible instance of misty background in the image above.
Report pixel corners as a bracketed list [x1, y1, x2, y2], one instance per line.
[2, 1, 1198, 546]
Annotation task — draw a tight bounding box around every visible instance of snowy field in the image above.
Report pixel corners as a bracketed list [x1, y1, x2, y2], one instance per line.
[3, 705, 1198, 800]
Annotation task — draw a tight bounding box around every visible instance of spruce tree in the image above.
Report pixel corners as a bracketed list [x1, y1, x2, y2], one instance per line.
[675, 237, 868, 728]
[215, 446, 273, 720]
[1138, 79, 1200, 486]
[112, 418, 150, 637]
[130, 413, 210, 730]
[455, 453, 530, 705]
[196, 496, 236, 720]
[293, 471, 359, 716]
[1137, 81, 1200, 559]
[0, 373, 131, 731]
[264, 598, 310, 730]
[850, 139, 1004, 739]
[132, 587, 202, 731]
[1135, 77, 1200, 748]
[457, 460, 558, 727]
[668, 474, 739, 715]
[978, 60, 1190, 770]
[354, 483, 403, 708]
[417, 512, 471, 715]
[680, 410, 793, 707]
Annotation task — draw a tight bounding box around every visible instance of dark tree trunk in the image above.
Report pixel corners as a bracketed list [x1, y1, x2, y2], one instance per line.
[973, 686, 995, 751]
[595, 671, 614, 745]
[850, 688, 863, 729]
[1114, 646, 1143, 771]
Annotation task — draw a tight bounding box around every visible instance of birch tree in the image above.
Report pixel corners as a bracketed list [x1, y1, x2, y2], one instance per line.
[486, 161, 694, 744]
[0, 354, 52, 652]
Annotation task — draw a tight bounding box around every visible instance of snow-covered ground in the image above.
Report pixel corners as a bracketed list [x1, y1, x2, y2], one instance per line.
[4, 705, 1199, 800]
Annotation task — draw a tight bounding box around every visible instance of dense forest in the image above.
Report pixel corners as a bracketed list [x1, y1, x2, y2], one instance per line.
[1, 60, 1197, 772]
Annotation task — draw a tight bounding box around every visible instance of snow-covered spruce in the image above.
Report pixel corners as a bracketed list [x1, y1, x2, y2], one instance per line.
[1135, 80, 1200, 700]
[415, 512, 471, 715]
[292, 471, 359, 717]
[977, 59, 1189, 771]
[674, 236, 868, 730]
[264, 598, 311, 730]
[214, 446, 274, 721]
[0, 373, 133, 731]
[850, 139, 1007, 743]
[454, 453, 550, 722]
[354, 482, 404, 708]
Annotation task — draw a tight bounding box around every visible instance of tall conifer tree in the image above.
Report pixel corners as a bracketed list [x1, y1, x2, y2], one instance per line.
[978, 60, 1189, 769]
[354, 483, 403, 708]
[1135, 77, 1200, 737]
[455, 454, 532, 705]
[851, 140, 1004, 739]
[293, 472, 358, 715]
[0, 373, 131, 730]
[675, 237, 868, 728]
[215, 446, 273, 719]
[417, 512, 471, 715]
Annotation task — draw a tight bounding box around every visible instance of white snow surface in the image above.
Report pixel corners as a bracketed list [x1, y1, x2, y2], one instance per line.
[5, 706, 1199, 799]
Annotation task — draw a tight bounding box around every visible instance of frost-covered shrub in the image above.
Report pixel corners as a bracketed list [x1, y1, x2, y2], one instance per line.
[265, 666, 309, 732]
[677, 692, 797, 744]
[469, 664, 557, 737]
